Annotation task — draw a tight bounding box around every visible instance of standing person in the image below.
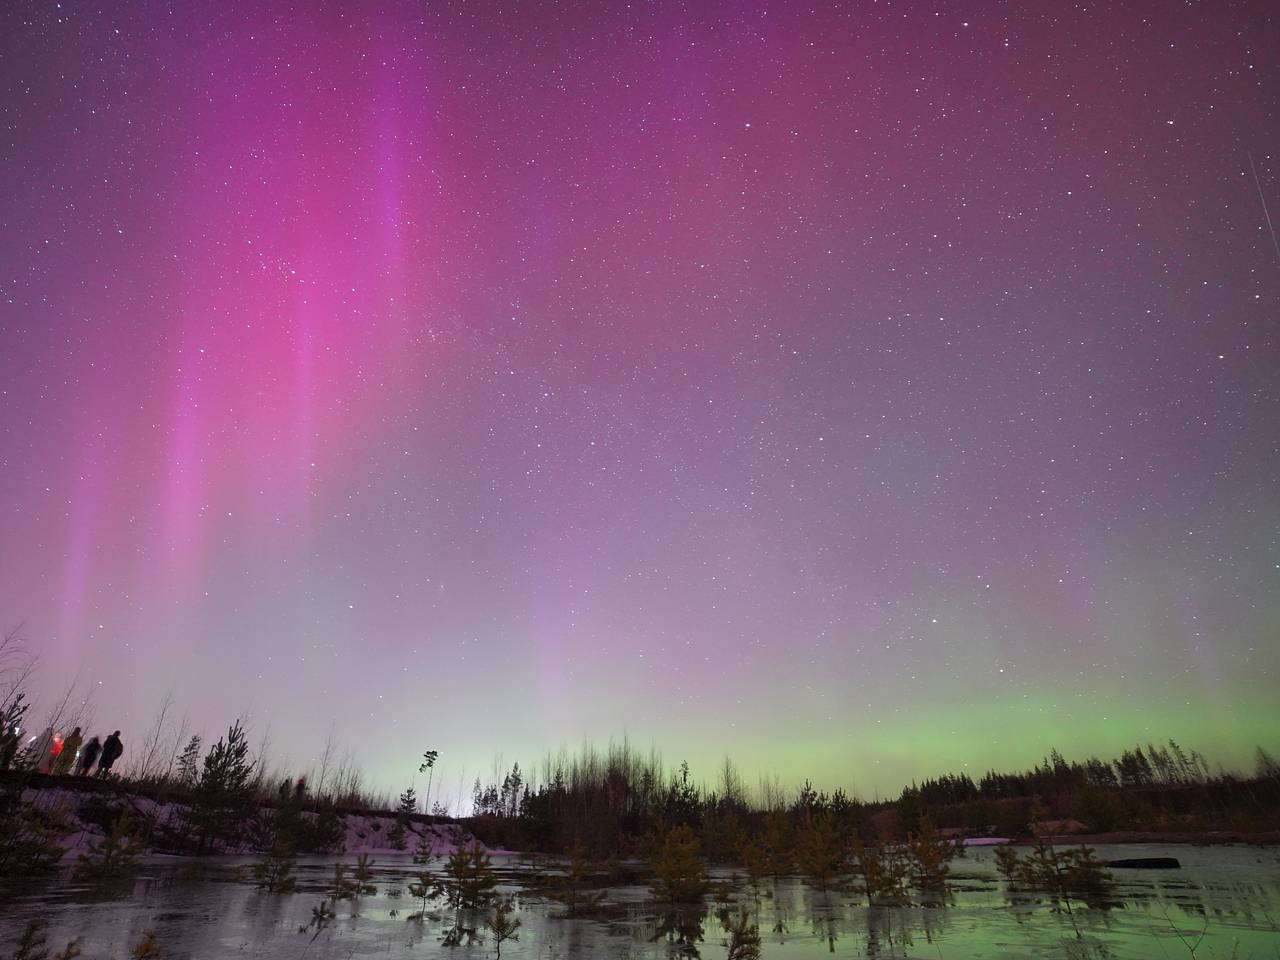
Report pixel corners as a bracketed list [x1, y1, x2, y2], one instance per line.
[76, 735, 102, 776]
[97, 730, 124, 777]
[54, 727, 83, 775]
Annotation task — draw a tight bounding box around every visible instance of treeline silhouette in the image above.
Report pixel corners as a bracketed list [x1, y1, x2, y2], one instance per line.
[465, 740, 1280, 858]
[4, 610, 1279, 865]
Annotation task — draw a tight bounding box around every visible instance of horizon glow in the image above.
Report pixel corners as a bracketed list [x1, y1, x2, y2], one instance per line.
[2, 0, 1278, 806]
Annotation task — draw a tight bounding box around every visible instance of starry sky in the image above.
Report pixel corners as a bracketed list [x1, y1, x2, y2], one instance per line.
[2, 0, 1278, 802]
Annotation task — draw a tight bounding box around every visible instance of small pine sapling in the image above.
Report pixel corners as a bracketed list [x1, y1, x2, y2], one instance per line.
[352, 853, 378, 895]
[11, 920, 47, 960]
[10, 921, 82, 960]
[73, 813, 145, 882]
[434, 841, 498, 948]
[250, 842, 297, 892]
[738, 837, 771, 895]
[483, 897, 522, 958]
[406, 869, 435, 922]
[794, 813, 848, 891]
[413, 826, 437, 865]
[434, 841, 499, 909]
[329, 862, 356, 900]
[131, 931, 162, 959]
[994, 844, 1021, 881]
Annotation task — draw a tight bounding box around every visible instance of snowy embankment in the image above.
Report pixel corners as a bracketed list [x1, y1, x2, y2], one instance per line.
[19, 783, 484, 860]
[340, 815, 478, 856]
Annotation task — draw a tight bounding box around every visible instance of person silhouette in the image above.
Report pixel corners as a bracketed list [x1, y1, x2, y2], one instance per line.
[54, 726, 83, 775]
[77, 735, 102, 776]
[97, 730, 124, 777]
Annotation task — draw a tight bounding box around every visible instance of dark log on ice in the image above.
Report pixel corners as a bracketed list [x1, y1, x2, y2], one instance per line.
[1106, 857, 1181, 869]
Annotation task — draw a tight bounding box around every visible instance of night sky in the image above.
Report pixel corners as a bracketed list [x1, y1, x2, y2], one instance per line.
[2, 1, 1278, 802]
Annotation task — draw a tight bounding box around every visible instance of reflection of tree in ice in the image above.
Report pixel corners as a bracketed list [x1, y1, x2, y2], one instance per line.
[650, 906, 705, 957]
[803, 887, 841, 953]
[865, 904, 918, 959]
[717, 907, 761, 960]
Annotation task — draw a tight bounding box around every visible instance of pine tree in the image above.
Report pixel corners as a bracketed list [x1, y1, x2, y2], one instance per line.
[541, 840, 606, 916]
[175, 735, 202, 786]
[650, 825, 710, 904]
[328, 862, 356, 900]
[794, 812, 848, 891]
[433, 841, 497, 948]
[434, 840, 499, 909]
[189, 721, 256, 853]
[849, 835, 909, 904]
[994, 844, 1021, 881]
[399, 785, 418, 816]
[0, 692, 30, 749]
[738, 837, 770, 893]
[200, 722, 255, 795]
[760, 811, 795, 876]
[0, 802, 71, 879]
[994, 836, 1115, 933]
[389, 785, 417, 850]
[419, 749, 440, 819]
[906, 815, 960, 892]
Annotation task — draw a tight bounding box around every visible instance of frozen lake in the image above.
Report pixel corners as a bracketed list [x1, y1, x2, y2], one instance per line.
[4, 844, 1279, 958]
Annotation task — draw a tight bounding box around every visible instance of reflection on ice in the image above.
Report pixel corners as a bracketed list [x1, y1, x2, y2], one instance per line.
[3, 844, 1279, 959]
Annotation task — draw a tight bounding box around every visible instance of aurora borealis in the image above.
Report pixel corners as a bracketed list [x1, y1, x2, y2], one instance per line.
[2, 0, 1278, 803]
